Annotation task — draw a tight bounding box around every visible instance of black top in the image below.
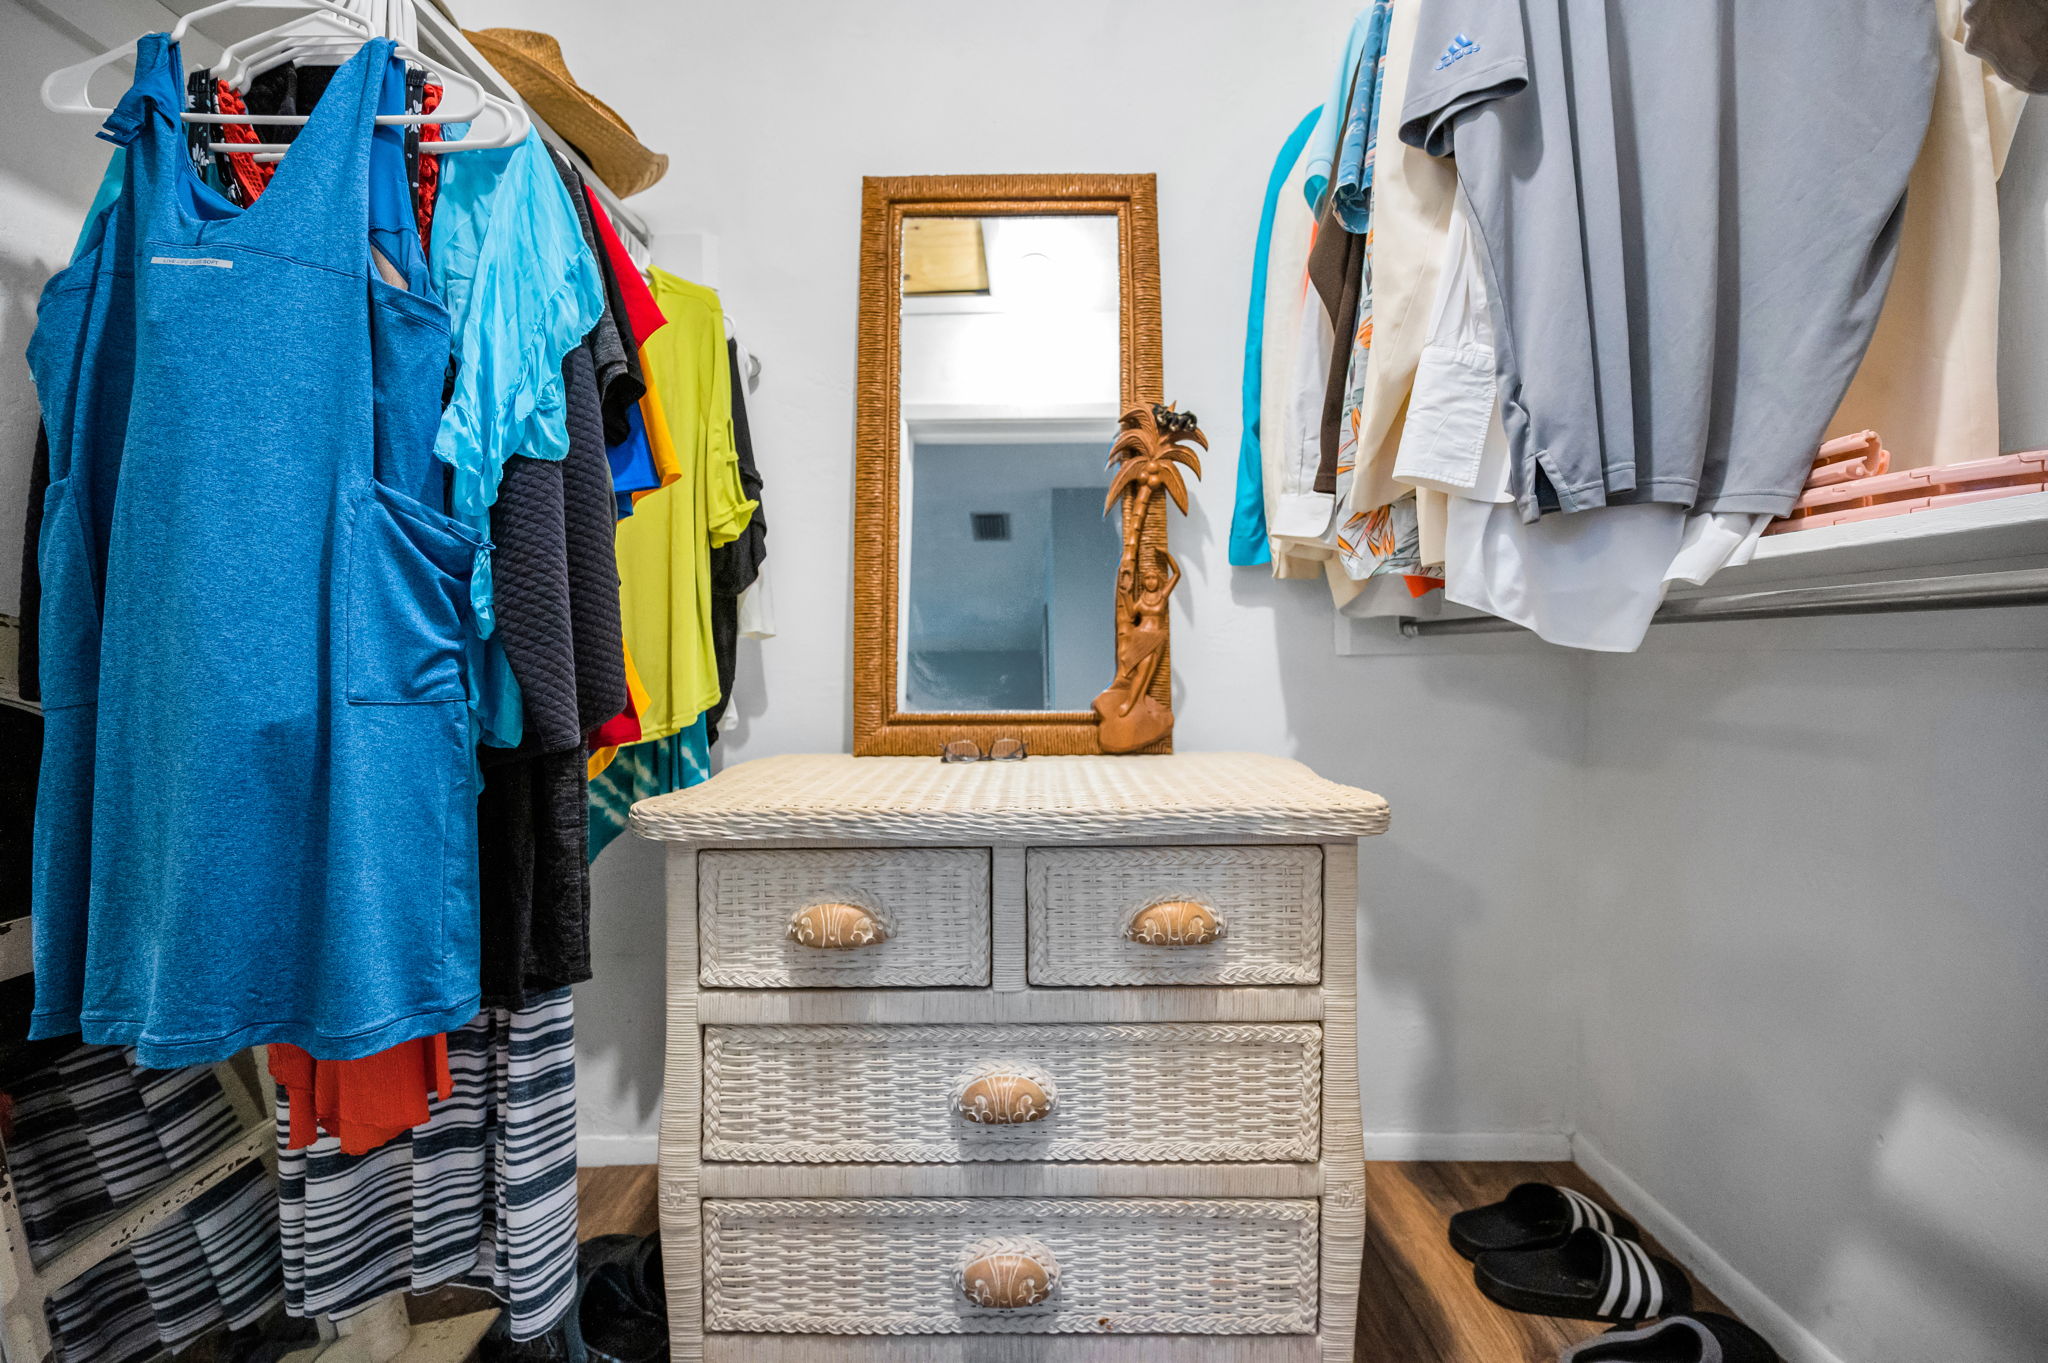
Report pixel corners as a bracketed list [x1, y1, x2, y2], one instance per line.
[705, 339, 768, 741]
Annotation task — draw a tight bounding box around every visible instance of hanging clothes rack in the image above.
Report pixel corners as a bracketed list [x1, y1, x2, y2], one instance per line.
[46, 0, 528, 155]
[129, 0, 653, 259]
[1397, 567, 2048, 637]
[32, 7, 624, 1361]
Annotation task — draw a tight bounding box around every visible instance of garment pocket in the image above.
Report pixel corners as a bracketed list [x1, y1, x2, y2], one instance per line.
[1391, 341, 1497, 495]
[35, 477, 102, 711]
[343, 482, 482, 705]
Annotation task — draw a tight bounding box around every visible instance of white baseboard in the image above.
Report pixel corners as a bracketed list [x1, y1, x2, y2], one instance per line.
[578, 1132, 659, 1167]
[1364, 1131, 1573, 1161]
[1573, 1133, 1846, 1363]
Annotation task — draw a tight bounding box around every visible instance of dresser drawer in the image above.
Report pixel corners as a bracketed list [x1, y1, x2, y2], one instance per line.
[1025, 845, 1323, 986]
[698, 848, 991, 988]
[703, 1022, 1321, 1163]
[702, 1196, 1319, 1335]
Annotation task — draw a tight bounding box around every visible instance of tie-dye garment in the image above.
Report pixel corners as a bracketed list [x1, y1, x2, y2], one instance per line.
[587, 716, 713, 862]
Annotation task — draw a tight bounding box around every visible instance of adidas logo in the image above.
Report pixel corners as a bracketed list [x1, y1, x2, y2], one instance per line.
[1434, 33, 1479, 70]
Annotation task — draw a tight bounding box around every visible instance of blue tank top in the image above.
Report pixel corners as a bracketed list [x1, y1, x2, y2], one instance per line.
[26, 36, 483, 1066]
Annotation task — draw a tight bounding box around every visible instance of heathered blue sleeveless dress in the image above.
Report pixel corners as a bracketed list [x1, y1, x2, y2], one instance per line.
[26, 36, 483, 1067]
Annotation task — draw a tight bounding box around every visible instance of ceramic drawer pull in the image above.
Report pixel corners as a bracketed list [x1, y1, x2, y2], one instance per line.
[1123, 898, 1226, 947]
[955, 1236, 1061, 1309]
[786, 895, 892, 949]
[949, 1063, 1058, 1125]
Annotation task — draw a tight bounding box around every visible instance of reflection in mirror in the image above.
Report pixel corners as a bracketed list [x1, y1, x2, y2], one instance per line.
[897, 215, 1122, 714]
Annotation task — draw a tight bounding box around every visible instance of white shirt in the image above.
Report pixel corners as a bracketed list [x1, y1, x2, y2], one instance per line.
[1404, 189, 1768, 652]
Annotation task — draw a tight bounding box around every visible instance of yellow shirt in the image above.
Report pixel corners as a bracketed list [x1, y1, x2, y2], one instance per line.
[613, 269, 757, 743]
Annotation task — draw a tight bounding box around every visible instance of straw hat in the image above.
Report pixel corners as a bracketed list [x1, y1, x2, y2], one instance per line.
[463, 28, 669, 197]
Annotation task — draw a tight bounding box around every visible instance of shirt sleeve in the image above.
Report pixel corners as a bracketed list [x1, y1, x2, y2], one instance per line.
[703, 313, 757, 548]
[1399, 0, 1529, 157]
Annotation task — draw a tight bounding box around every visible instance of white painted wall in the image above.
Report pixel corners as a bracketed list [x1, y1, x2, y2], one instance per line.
[1571, 616, 2048, 1363]
[1565, 98, 2048, 1363]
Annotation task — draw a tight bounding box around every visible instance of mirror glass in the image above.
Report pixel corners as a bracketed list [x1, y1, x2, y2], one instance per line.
[897, 214, 1122, 713]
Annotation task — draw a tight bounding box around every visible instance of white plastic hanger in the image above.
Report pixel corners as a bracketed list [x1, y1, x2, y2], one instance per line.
[42, 0, 365, 114]
[42, 0, 527, 155]
[192, 7, 514, 154]
[216, 0, 410, 85]
[194, 12, 503, 154]
[215, 13, 376, 92]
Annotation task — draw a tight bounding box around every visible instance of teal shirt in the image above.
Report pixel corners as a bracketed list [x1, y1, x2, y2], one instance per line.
[430, 127, 605, 747]
[1230, 109, 1322, 568]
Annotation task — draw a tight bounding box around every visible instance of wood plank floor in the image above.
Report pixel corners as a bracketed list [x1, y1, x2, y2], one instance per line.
[578, 1161, 1740, 1361]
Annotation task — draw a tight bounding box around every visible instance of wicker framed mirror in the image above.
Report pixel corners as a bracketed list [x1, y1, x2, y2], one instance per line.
[852, 174, 1165, 757]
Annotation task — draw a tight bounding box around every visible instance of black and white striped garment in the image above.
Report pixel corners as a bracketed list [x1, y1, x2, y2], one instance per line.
[45, 1161, 280, 1363]
[5, 1045, 280, 1363]
[276, 988, 578, 1339]
[8, 1044, 243, 1251]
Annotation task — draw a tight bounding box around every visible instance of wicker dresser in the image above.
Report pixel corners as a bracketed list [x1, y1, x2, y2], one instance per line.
[631, 753, 1390, 1362]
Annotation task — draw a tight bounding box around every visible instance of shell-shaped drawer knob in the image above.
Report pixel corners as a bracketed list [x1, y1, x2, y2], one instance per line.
[955, 1236, 1061, 1309]
[1124, 898, 1225, 947]
[785, 897, 891, 949]
[949, 1064, 1057, 1125]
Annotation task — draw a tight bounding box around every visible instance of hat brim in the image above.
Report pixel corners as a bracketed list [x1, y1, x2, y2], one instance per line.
[465, 32, 669, 198]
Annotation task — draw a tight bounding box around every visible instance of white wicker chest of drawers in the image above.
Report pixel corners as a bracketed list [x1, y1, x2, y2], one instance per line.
[631, 753, 1390, 1362]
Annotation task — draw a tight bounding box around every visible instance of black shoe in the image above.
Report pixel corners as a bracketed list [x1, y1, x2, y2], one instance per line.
[628, 1234, 665, 1317]
[477, 1307, 577, 1363]
[1560, 1311, 1780, 1361]
[1449, 1183, 1640, 1260]
[580, 1261, 668, 1363]
[577, 1233, 642, 1279]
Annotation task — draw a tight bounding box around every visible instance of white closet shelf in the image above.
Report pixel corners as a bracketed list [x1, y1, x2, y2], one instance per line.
[1723, 488, 2048, 586]
[1337, 490, 2048, 654]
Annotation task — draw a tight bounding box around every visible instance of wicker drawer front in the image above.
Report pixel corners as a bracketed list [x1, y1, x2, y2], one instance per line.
[703, 1022, 1321, 1163]
[698, 848, 990, 988]
[1026, 845, 1323, 986]
[703, 1197, 1319, 1335]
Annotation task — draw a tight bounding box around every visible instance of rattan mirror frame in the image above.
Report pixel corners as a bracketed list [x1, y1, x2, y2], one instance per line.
[851, 174, 1166, 757]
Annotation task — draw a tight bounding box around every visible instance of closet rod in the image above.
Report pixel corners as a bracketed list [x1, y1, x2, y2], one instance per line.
[1397, 566, 2048, 638]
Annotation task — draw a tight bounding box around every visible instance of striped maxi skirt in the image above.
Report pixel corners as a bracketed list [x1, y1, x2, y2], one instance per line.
[275, 988, 579, 1339]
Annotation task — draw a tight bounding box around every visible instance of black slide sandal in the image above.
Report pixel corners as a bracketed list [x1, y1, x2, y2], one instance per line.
[1475, 1226, 1693, 1323]
[1560, 1311, 1780, 1362]
[1450, 1182, 1641, 1260]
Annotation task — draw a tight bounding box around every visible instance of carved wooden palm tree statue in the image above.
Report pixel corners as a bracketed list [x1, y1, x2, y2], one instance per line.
[1093, 403, 1205, 753]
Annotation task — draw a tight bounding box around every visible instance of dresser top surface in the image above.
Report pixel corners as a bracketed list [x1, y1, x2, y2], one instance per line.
[630, 752, 1390, 845]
